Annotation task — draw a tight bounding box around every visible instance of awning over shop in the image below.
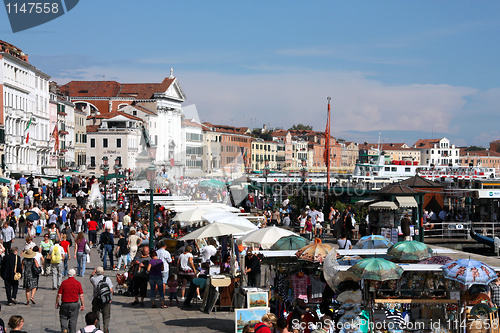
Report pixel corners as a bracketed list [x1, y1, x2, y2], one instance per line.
[369, 201, 398, 210]
[396, 196, 418, 208]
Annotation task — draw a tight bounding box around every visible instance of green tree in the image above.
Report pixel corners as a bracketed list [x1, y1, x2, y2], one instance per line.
[289, 124, 313, 131]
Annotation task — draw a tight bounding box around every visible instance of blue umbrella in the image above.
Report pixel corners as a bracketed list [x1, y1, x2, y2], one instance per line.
[442, 259, 497, 286]
[353, 235, 393, 249]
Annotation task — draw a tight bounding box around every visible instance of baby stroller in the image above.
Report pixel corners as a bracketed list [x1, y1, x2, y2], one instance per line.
[114, 272, 128, 295]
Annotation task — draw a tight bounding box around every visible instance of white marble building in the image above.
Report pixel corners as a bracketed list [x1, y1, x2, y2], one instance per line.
[1, 40, 51, 176]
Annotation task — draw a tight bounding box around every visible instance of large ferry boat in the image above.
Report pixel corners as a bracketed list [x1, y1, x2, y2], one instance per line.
[353, 154, 497, 181]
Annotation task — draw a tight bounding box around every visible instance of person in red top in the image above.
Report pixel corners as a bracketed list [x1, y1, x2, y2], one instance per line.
[87, 220, 99, 248]
[254, 313, 277, 333]
[60, 234, 71, 277]
[55, 269, 85, 333]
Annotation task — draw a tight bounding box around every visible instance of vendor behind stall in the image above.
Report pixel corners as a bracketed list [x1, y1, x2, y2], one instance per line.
[245, 249, 261, 288]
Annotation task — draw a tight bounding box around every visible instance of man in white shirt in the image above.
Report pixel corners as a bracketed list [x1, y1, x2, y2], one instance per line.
[156, 240, 172, 296]
[79, 311, 104, 333]
[200, 239, 218, 264]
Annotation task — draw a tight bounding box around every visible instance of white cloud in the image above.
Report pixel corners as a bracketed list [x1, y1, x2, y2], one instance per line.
[56, 65, 495, 145]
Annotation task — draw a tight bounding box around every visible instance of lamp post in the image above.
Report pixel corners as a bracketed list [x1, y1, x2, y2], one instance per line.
[102, 156, 109, 214]
[114, 157, 120, 204]
[146, 163, 157, 250]
[263, 160, 270, 210]
[300, 159, 308, 208]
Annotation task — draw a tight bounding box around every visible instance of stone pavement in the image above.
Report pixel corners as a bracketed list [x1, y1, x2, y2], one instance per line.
[0, 237, 235, 333]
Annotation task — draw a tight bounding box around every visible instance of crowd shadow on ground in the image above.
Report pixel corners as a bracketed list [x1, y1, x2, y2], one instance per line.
[164, 318, 234, 332]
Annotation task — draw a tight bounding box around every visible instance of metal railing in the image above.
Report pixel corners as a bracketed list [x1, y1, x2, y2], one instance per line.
[423, 221, 499, 240]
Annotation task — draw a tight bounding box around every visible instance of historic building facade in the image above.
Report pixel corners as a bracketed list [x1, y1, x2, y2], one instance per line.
[1, 40, 51, 176]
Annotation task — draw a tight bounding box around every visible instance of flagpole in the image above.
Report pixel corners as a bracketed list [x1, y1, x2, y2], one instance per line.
[326, 97, 331, 192]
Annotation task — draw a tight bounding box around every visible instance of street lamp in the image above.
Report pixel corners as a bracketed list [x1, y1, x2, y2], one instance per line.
[102, 156, 109, 214]
[300, 159, 308, 208]
[114, 157, 120, 203]
[146, 163, 157, 250]
[263, 160, 270, 210]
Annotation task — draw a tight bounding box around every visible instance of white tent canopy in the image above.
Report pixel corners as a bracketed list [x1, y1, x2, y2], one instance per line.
[238, 226, 299, 249]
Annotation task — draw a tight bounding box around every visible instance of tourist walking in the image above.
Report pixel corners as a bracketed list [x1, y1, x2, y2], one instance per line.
[89, 267, 113, 333]
[147, 250, 167, 308]
[56, 269, 85, 333]
[21, 248, 41, 305]
[7, 315, 26, 333]
[177, 245, 196, 300]
[79, 312, 104, 333]
[131, 246, 150, 307]
[1, 221, 15, 255]
[74, 232, 89, 277]
[99, 228, 114, 270]
[39, 233, 54, 276]
[115, 233, 128, 270]
[127, 229, 141, 261]
[156, 240, 172, 295]
[50, 238, 65, 289]
[1, 246, 21, 305]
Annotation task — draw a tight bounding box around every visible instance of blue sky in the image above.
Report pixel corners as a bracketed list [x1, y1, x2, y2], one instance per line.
[1, 0, 499, 147]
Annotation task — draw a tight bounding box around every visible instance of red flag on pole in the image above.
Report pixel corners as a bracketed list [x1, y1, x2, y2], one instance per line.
[325, 97, 331, 190]
[25, 133, 29, 144]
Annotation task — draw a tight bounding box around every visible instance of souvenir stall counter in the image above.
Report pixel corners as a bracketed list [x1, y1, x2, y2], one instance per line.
[368, 270, 462, 333]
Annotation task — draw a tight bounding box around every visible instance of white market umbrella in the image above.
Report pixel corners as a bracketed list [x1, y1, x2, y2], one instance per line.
[172, 207, 225, 223]
[179, 222, 254, 240]
[238, 226, 299, 250]
[202, 212, 258, 231]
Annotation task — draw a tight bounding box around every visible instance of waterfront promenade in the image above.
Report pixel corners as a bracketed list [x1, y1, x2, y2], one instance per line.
[0, 237, 234, 333]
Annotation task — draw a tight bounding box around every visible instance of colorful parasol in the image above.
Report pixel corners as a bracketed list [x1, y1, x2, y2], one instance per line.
[270, 235, 310, 251]
[418, 256, 453, 265]
[295, 239, 333, 264]
[348, 257, 404, 281]
[442, 259, 497, 286]
[353, 235, 393, 249]
[387, 241, 433, 261]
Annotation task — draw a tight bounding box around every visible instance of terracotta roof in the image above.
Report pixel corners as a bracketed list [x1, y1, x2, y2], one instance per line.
[400, 176, 443, 188]
[459, 149, 500, 157]
[271, 130, 288, 137]
[86, 125, 99, 133]
[101, 111, 143, 122]
[60, 81, 122, 97]
[60, 77, 174, 99]
[413, 138, 443, 149]
[359, 143, 410, 151]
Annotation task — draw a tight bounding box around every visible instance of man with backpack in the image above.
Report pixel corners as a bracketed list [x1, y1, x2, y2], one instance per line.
[99, 228, 114, 270]
[50, 239, 66, 289]
[89, 267, 113, 333]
